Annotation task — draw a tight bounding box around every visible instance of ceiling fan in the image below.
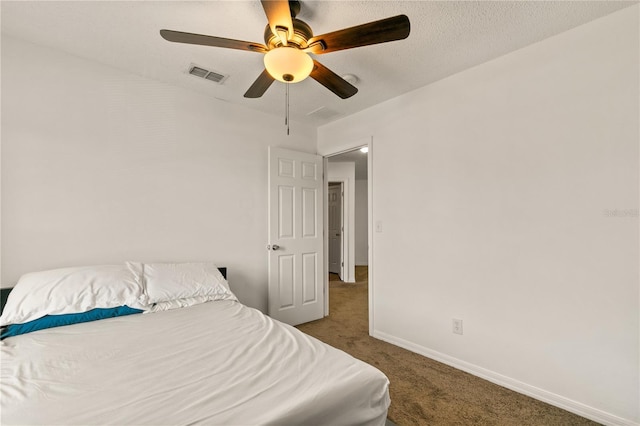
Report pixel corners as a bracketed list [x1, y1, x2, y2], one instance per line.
[160, 0, 410, 99]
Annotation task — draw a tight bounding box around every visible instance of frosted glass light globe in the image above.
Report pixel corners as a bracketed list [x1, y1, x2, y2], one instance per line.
[264, 47, 314, 83]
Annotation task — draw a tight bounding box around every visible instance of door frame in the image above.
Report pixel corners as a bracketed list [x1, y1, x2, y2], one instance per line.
[321, 137, 374, 335]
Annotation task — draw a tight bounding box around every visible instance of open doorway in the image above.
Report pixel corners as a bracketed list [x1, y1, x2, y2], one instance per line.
[325, 146, 369, 317]
[327, 149, 368, 283]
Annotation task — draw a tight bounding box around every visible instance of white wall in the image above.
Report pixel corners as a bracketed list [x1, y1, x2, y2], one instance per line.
[355, 179, 368, 266]
[1, 36, 317, 312]
[318, 6, 639, 425]
[327, 162, 355, 282]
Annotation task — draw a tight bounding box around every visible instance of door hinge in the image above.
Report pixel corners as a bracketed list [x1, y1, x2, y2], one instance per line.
[341, 262, 344, 267]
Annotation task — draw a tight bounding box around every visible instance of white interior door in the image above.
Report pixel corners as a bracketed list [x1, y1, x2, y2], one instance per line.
[328, 183, 343, 278]
[268, 146, 324, 326]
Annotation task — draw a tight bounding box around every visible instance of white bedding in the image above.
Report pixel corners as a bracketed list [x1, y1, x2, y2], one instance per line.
[1, 300, 390, 425]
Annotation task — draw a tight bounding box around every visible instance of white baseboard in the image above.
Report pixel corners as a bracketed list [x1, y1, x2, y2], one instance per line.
[372, 330, 638, 426]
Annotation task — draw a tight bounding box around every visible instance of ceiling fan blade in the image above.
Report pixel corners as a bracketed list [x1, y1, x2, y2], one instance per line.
[244, 69, 276, 98]
[160, 29, 268, 53]
[305, 15, 410, 54]
[310, 60, 358, 99]
[261, 0, 294, 45]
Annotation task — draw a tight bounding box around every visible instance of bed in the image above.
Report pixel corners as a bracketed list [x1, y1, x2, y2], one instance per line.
[0, 263, 390, 425]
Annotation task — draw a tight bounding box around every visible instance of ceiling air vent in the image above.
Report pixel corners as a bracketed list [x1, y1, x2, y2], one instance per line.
[188, 64, 228, 84]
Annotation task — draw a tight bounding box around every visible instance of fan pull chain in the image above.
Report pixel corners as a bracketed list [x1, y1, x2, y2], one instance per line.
[285, 83, 290, 136]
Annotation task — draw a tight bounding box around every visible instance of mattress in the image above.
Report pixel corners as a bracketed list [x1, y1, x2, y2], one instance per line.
[1, 300, 390, 425]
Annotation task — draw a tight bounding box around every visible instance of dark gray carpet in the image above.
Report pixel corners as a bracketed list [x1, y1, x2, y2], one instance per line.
[297, 267, 598, 426]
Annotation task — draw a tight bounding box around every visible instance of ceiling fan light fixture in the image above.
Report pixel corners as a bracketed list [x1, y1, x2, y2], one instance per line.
[264, 47, 313, 83]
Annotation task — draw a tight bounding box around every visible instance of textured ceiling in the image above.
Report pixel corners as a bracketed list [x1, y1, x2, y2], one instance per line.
[1, 1, 636, 127]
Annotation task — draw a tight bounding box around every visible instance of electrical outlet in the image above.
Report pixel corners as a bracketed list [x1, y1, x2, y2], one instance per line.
[452, 318, 463, 335]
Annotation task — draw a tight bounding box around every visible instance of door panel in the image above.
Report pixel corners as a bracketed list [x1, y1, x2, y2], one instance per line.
[278, 255, 295, 309]
[268, 147, 324, 326]
[278, 186, 294, 238]
[302, 161, 317, 179]
[302, 253, 317, 304]
[302, 188, 318, 237]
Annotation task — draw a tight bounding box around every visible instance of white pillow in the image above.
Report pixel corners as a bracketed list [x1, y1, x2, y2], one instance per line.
[0, 264, 147, 326]
[135, 262, 235, 304]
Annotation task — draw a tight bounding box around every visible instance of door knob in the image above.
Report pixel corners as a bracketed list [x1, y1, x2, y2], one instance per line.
[267, 244, 280, 251]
